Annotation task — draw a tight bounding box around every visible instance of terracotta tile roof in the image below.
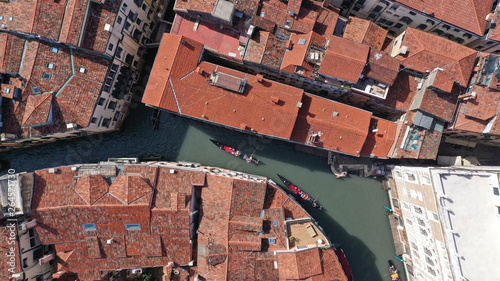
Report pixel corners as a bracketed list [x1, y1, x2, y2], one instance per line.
[244, 31, 271, 64]
[291, 94, 372, 156]
[0, 0, 117, 53]
[261, 28, 291, 69]
[81, 1, 120, 53]
[230, 215, 263, 232]
[364, 50, 400, 86]
[21, 92, 53, 127]
[0, 0, 38, 34]
[397, 28, 477, 86]
[74, 175, 109, 205]
[319, 36, 369, 83]
[277, 248, 323, 279]
[360, 117, 397, 158]
[418, 87, 460, 122]
[452, 109, 489, 134]
[0, 33, 25, 74]
[143, 34, 303, 139]
[313, 4, 339, 36]
[281, 33, 311, 69]
[109, 175, 153, 205]
[382, 72, 420, 112]
[396, 0, 493, 36]
[463, 85, 500, 120]
[1, 36, 110, 138]
[287, 0, 303, 15]
[343, 17, 388, 50]
[430, 70, 456, 93]
[30, 164, 196, 279]
[197, 172, 345, 281]
[280, 32, 325, 77]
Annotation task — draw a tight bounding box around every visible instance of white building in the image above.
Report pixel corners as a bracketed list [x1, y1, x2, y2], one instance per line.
[390, 165, 500, 281]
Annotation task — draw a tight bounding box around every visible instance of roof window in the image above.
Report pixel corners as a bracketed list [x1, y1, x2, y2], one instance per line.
[0, 16, 3, 20]
[8, 17, 13, 21]
[78, 67, 87, 74]
[33, 87, 40, 94]
[125, 224, 141, 230]
[43, 73, 52, 79]
[298, 38, 307, 45]
[46, 63, 55, 70]
[50, 47, 59, 53]
[83, 223, 97, 231]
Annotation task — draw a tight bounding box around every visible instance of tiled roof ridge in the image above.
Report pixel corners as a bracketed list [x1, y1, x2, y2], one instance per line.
[469, 0, 485, 36]
[22, 92, 52, 127]
[28, 0, 41, 35]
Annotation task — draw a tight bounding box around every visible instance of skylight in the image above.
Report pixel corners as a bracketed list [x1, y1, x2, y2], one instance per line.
[298, 38, 307, 45]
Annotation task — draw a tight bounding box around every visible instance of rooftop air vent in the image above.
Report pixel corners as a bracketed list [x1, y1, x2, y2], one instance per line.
[399, 45, 408, 55]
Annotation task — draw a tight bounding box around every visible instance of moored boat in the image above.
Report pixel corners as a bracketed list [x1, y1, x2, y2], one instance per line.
[335, 246, 353, 281]
[388, 260, 401, 281]
[277, 174, 322, 210]
[210, 139, 260, 164]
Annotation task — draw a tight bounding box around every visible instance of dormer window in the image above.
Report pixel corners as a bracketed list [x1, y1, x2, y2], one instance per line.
[83, 223, 96, 231]
[125, 224, 141, 230]
[285, 19, 291, 28]
[50, 47, 59, 53]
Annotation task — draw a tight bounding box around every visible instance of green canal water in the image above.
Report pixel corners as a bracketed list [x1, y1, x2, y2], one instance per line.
[0, 51, 406, 281]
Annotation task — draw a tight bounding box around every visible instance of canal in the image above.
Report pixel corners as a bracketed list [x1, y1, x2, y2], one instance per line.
[0, 51, 405, 281]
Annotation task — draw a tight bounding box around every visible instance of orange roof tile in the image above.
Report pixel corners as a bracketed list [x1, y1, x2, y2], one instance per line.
[281, 32, 313, 71]
[74, 175, 109, 205]
[287, 0, 303, 14]
[319, 36, 369, 83]
[343, 17, 388, 50]
[396, 0, 493, 36]
[277, 248, 323, 279]
[291, 94, 372, 156]
[463, 85, 500, 120]
[453, 105, 489, 134]
[109, 175, 153, 205]
[430, 70, 456, 93]
[397, 28, 477, 86]
[360, 117, 397, 158]
[31, 164, 195, 279]
[365, 50, 400, 86]
[22, 92, 53, 127]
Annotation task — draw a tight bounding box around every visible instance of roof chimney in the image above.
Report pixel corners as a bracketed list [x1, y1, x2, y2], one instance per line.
[256, 74, 263, 82]
[399, 46, 408, 55]
[287, 40, 293, 50]
[196, 66, 203, 75]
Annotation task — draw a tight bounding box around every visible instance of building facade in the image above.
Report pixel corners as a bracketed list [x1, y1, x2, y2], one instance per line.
[389, 165, 500, 281]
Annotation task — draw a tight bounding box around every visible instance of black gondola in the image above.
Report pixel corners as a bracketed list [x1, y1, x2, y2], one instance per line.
[210, 139, 259, 164]
[277, 174, 322, 209]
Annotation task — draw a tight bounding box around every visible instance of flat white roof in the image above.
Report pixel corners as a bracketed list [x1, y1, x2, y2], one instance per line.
[433, 170, 500, 280]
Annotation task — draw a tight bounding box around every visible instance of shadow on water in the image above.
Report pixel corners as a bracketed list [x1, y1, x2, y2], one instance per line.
[0, 104, 192, 175]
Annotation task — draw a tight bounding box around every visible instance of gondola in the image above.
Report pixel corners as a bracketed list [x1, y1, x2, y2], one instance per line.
[210, 139, 259, 164]
[335, 246, 353, 281]
[277, 174, 322, 210]
[388, 260, 401, 281]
